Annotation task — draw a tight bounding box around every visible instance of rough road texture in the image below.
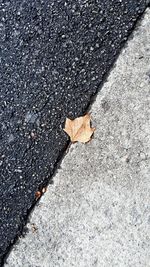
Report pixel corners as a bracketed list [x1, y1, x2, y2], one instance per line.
[0, 0, 148, 264]
[4, 9, 150, 267]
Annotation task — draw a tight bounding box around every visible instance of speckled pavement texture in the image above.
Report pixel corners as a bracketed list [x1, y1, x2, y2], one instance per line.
[3, 8, 150, 267]
[1, 0, 149, 264]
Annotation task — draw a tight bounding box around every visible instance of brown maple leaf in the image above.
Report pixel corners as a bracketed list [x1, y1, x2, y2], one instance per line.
[64, 114, 95, 143]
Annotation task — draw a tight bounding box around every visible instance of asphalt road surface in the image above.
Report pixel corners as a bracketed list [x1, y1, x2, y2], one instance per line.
[0, 0, 148, 265]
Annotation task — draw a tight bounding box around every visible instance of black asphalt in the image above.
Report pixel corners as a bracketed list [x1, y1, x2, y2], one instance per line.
[0, 0, 148, 265]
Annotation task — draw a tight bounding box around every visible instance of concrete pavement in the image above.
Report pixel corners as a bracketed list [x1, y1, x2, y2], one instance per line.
[4, 8, 150, 267]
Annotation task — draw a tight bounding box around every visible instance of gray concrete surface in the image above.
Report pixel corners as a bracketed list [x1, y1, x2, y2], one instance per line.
[4, 9, 150, 267]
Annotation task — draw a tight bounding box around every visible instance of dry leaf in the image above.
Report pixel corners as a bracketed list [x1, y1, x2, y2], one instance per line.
[35, 191, 41, 199]
[64, 114, 95, 143]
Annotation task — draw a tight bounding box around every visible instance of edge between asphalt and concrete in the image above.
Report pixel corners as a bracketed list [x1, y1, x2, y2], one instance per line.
[4, 8, 150, 267]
